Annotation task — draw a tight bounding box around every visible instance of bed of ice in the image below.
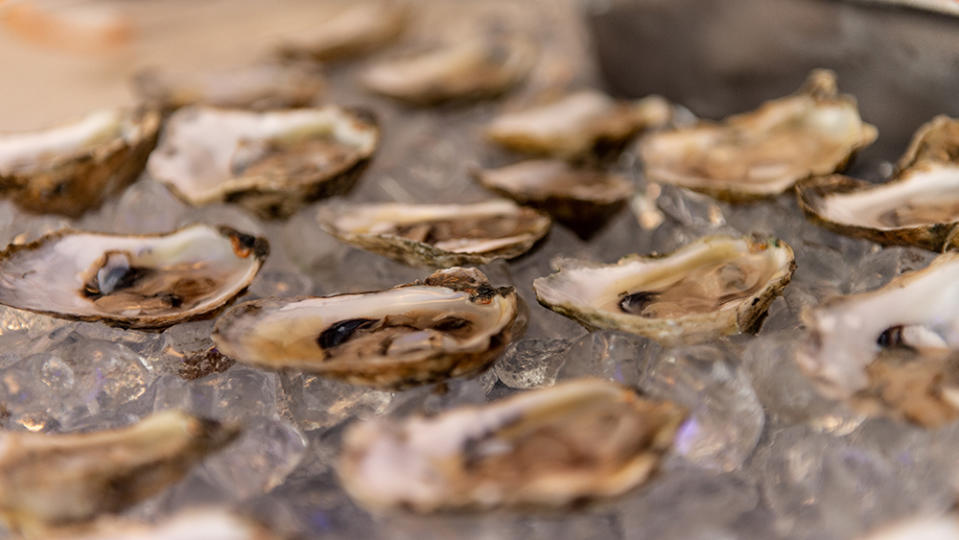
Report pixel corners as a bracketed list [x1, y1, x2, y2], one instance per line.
[0, 1, 956, 539]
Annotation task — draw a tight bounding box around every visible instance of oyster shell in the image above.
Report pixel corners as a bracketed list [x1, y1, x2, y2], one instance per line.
[472, 159, 634, 237]
[212, 267, 518, 388]
[897, 115, 959, 170]
[46, 509, 281, 540]
[486, 90, 671, 158]
[0, 411, 238, 533]
[0, 108, 161, 217]
[338, 378, 686, 511]
[132, 62, 325, 113]
[278, 0, 408, 61]
[638, 70, 877, 200]
[0, 224, 268, 328]
[361, 30, 535, 105]
[317, 200, 551, 267]
[533, 235, 795, 344]
[147, 105, 379, 219]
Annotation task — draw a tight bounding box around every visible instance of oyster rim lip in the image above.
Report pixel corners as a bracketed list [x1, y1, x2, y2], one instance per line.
[0, 223, 269, 330]
[532, 234, 796, 343]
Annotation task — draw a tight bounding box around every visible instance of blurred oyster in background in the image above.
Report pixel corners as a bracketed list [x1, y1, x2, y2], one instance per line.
[897, 115, 959, 169]
[858, 514, 959, 540]
[147, 105, 378, 218]
[45, 509, 283, 540]
[277, 0, 408, 61]
[0, 108, 160, 217]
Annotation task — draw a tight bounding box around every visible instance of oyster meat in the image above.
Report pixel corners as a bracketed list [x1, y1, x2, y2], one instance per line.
[147, 105, 379, 219]
[0, 108, 161, 217]
[317, 199, 551, 267]
[361, 30, 535, 104]
[338, 378, 686, 511]
[533, 235, 795, 344]
[486, 90, 671, 158]
[132, 61, 325, 112]
[0, 224, 268, 328]
[472, 159, 634, 236]
[278, 0, 408, 61]
[0, 411, 238, 533]
[46, 509, 282, 540]
[638, 70, 877, 200]
[213, 267, 518, 388]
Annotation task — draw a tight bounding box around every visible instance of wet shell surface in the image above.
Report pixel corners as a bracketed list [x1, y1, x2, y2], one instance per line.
[0, 224, 268, 328]
[0, 411, 238, 533]
[278, 0, 408, 61]
[0, 108, 161, 217]
[533, 235, 795, 344]
[212, 267, 518, 388]
[147, 106, 379, 219]
[638, 70, 877, 200]
[317, 199, 551, 267]
[338, 378, 686, 511]
[486, 90, 671, 158]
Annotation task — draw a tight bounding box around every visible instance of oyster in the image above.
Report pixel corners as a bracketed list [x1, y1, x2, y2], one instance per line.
[0, 108, 161, 217]
[0, 224, 268, 329]
[147, 105, 379, 219]
[0, 411, 238, 533]
[132, 61, 325, 112]
[533, 235, 795, 344]
[898, 115, 959, 170]
[859, 515, 959, 540]
[278, 0, 408, 61]
[638, 70, 877, 200]
[486, 90, 671, 158]
[46, 509, 282, 540]
[317, 200, 551, 267]
[361, 30, 535, 105]
[338, 378, 686, 511]
[212, 267, 518, 388]
[472, 159, 634, 236]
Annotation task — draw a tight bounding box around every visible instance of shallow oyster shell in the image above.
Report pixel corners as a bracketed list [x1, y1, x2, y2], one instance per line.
[0, 411, 238, 534]
[472, 159, 634, 237]
[486, 90, 671, 158]
[638, 70, 877, 200]
[147, 106, 379, 219]
[278, 0, 408, 61]
[317, 199, 551, 267]
[0, 224, 268, 328]
[897, 115, 959, 170]
[0, 108, 160, 217]
[338, 378, 686, 511]
[533, 235, 795, 344]
[46, 509, 281, 540]
[213, 267, 518, 388]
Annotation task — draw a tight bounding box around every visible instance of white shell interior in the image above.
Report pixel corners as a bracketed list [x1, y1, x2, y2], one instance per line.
[0, 109, 124, 174]
[487, 91, 616, 140]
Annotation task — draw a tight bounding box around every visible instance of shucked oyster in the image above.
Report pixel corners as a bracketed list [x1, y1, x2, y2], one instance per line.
[638, 70, 877, 200]
[46, 509, 282, 540]
[338, 378, 686, 511]
[361, 30, 535, 105]
[213, 267, 518, 388]
[317, 200, 551, 267]
[0, 224, 268, 328]
[472, 159, 634, 236]
[278, 0, 408, 61]
[147, 106, 379, 219]
[486, 90, 671, 158]
[0, 108, 161, 217]
[534, 235, 795, 344]
[0, 411, 238, 533]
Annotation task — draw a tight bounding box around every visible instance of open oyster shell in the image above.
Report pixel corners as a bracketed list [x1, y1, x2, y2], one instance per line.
[0, 224, 268, 329]
[486, 90, 671, 158]
[472, 159, 634, 236]
[533, 235, 795, 344]
[0, 108, 161, 217]
[132, 61, 325, 113]
[47, 509, 282, 540]
[897, 115, 959, 170]
[338, 378, 686, 511]
[638, 70, 877, 201]
[278, 0, 408, 61]
[361, 30, 535, 105]
[212, 267, 518, 388]
[147, 106, 379, 219]
[317, 199, 551, 267]
[0, 411, 238, 533]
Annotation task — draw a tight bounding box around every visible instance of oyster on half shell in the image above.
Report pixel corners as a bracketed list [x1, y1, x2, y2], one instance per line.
[533, 235, 795, 344]
[278, 0, 408, 61]
[147, 106, 379, 219]
[0, 411, 238, 534]
[638, 70, 877, 200]
[338, 378, 686, 511]
[212, 267, 518, 388]
[317, 199, 551, 267]
[0, 224, 268, 328]
[0, 108, 161, 217]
